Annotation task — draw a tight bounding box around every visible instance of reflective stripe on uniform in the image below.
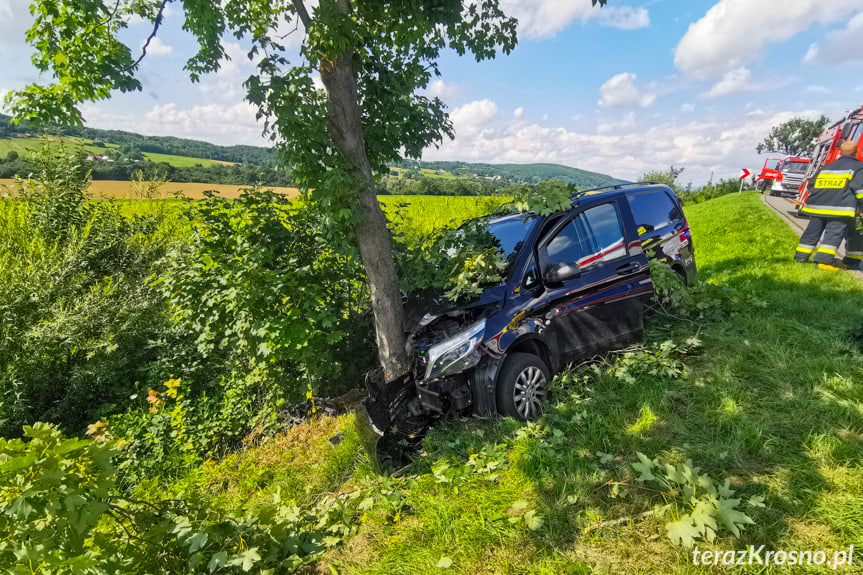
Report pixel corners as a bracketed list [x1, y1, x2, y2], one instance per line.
[796, 246, 814, 254]
[801, 205, 857, 216]
[815, 169, 855, 189]
[817, 247, 838, 255]
[846, 252, 863, 260]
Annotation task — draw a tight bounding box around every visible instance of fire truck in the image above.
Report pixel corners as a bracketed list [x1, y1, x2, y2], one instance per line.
[794, 105, 863, 213]
[756, 157, 811, 196]
[769, 157, 811, 197]
[756, 157, 784, 192]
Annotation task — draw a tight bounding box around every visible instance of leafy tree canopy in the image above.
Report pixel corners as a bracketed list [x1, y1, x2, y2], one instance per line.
[756, 115, 830, 157]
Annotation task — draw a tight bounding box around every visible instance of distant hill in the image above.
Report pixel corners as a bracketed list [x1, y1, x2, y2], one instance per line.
[399, 160, 623, 188]
[0, 114, 277, 166]
[0, 114, 622, 191]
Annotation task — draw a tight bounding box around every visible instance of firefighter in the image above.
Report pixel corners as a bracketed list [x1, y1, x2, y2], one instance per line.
[795, 140, 863, 270]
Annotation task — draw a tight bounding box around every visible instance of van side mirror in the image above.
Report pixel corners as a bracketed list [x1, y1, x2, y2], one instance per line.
[544, 261, 581, 284]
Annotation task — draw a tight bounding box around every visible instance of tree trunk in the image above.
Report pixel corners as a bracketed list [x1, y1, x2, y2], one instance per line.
[318, 3, 410, 380]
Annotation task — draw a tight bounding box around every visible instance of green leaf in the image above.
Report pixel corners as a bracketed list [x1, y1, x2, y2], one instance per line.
[747, 495, 766, 508]
[665, 517, 701, 548]
[524, 510, 544, 531]
[437, 556, 453, 569]
[0, 454, 37, 474]
[631, 452, 655, 482]
[510, 499, 529, 510]
[231, 548, 262, 572]
[714, 499, 754, 537]
[188, 532, 208, 553]
[208, 551, 228, 573]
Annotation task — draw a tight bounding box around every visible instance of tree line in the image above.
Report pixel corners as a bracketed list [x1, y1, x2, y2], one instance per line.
[0, 113, 278, 166]
[0, 152, 295, 187]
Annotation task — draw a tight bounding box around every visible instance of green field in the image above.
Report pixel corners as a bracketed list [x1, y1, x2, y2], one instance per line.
[0, 136, 231, 168]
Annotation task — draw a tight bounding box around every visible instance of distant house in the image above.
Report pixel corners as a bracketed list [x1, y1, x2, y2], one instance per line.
[13, 133, 30, 138]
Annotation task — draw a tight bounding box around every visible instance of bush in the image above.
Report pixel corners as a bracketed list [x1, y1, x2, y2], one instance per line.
[153, 189, 374, 401]
[0, 147, 170, 436]
[102, 190, 378, 479]
[0, 423, 353, 574]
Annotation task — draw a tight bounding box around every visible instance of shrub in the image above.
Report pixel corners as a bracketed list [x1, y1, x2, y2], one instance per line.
[0, 147, 170, 436]
[0, 423, 356, 574]
[153, 189, 374, 402]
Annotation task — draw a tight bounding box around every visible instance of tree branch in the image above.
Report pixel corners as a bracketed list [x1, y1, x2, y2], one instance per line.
[123, 0, 169, 72]
[291, 0, 311, 29]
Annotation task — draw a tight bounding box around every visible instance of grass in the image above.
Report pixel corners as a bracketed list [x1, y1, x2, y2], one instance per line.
[162, 191, 863, 574]
[142, 151, 233, 167]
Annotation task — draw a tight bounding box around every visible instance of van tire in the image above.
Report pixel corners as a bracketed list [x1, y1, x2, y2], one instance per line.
[496, 353, 551, 421]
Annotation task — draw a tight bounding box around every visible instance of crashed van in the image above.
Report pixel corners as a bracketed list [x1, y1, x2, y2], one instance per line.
[358, 182, 696, 463]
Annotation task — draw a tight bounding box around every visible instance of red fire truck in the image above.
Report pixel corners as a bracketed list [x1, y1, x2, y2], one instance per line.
[757, 157, 811, 197]
[756, 157, 784, 192]
[795, 105, 863, 212]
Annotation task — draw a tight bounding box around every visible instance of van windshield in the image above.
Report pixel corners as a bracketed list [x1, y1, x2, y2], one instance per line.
[486, 216, 537, 260]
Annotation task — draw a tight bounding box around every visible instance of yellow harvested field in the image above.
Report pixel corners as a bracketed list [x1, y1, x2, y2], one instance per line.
[0, 179, 300, 200]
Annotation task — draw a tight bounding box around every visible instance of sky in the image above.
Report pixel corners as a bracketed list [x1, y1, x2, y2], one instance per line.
[2, 0, 863, 186]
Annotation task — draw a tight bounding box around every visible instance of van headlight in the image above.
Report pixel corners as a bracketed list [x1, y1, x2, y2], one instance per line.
[424, 319, 486, 380]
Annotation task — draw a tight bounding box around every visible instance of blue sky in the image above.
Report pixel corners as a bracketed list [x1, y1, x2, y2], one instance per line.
[2, 0, 863, 185]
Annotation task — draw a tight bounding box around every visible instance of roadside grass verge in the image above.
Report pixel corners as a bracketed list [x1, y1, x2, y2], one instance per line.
[127, 191, 863, 572]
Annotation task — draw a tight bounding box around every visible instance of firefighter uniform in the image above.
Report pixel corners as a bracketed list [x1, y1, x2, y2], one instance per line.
[795, 154, 863, 266]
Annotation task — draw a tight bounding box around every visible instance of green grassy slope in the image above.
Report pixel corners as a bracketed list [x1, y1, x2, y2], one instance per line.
[162, 192, 863, 574]
[0, 136, 230, 168]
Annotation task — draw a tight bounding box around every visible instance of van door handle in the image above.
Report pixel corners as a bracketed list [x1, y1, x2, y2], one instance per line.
[616, 262, 641, 275]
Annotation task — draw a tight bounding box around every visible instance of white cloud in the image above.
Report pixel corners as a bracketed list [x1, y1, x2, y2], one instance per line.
[802, 43, 820, 63]
[801, 12, 863, 65]
[701, 67, 762, 99]
[597, 72, 657, 108]
[143, 36, 172, 56]
[82, 101, 267, 146]
[596, 6, 650, 30]
[196, 42, 257, 104]
[597, 111, 636, 134]
[422, 98, 825, 186]
[0, 0, 30, 55]
[675, 0, 863, 77]
[500, 0, 648, 39]
[681, 102, 695, 113]
[449, 99, 499, 136]
[806, 85, 831, 94]
[424, 79, 462, 100]
[513, 106, 524, 119]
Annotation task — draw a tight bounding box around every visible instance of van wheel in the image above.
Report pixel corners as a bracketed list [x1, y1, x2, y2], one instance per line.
[497, 353, 551, 421]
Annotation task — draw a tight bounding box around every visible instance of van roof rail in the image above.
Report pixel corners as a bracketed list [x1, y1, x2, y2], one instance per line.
[570, 181, 662, 199]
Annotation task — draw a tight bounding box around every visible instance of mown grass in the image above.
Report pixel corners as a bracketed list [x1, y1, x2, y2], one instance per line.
[159, 191, 863, 573]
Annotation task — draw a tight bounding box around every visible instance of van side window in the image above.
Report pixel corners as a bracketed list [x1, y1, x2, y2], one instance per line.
[546, 203, 626, 272]
[626, 191, 682, 234]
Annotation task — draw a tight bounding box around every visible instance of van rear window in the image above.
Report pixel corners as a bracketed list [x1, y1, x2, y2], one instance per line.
[626, 191, 682, 234]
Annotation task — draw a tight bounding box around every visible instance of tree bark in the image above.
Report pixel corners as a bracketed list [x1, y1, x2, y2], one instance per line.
[318, 1, 410, 380]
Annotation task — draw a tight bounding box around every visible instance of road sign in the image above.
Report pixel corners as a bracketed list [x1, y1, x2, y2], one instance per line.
[740, 168, 751, 180]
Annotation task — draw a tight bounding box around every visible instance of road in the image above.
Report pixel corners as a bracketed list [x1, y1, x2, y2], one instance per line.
[760, 192, 863, 279]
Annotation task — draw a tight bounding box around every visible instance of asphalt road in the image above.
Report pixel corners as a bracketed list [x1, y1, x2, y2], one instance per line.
[760, 192, 863, 279]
